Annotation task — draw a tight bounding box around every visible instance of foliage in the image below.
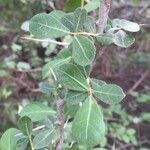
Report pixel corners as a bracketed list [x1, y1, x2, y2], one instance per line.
[0, 0, 142, 150]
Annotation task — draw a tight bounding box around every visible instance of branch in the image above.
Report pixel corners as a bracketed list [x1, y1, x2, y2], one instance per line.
[98, 0, 112, 33]
[55, 99, 65, 150]
[21, 36, 69, 46]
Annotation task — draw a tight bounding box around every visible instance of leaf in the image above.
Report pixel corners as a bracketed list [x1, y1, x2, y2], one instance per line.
[84, 16, 96, 33]
[72, 35, 96, 66]
[18, 116, 33, 136]
[57, 63, 88, 91]
[29, 11, 70, 39]
[64, 103, 79, 118]
[112, 19, 140, 32]
[74, 8, 87, 32]
[113, 30, 135, 48]
[19, 102, 56, 122]
[72, 96, 105, 147]
[56, 48, 72, 59]
[93, 84, 125, 105]
[64, 0, 81, 12]
[33, 127, 58, 149]
[0, 128, 17, 150]
[97, 33, 114, 45]
[39, 82, 55, 94]
[84, 0, 100, 12]
[16, 137, 29, 150]
[42, 57, 71, 79]
[65, 90, 88, 105]
[61, 13, 75, 32]
[91, 79, 106, 89]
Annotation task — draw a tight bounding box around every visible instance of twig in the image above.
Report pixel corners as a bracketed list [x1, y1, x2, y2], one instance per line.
[98, 0, 112, 33]
[21, 36, 69, 46]
[55, 99, 65, 150]
[127, 70, 149, 94]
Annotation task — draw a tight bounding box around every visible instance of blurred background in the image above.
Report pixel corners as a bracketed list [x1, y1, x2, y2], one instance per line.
[0, 0, 149, 149]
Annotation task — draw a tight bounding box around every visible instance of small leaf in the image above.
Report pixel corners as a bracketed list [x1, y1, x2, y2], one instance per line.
[93, 84, 125, 105]
[61, 13, 75, 32]
[57, 63, 88, 91]
[64, 0, 81, 12]
[19, 102, 55, 122]
[39, 82, 55, 94]
[29, 11, 70, 39]
[113, 30, 135, 48]
[84, 16, 96, 33]
[42, 57, 71, 79]
[84, 0, 100, 12]
[112, 19, 140, 32]
[72, 96, 105, 147]
[0, 128, 17, 150]
[72, 35, 96, 66]
[74, 8, 87, 32]
[33, 127, 58, 149]
[56, 48, 72, 59]
[18, 116, 33, 136]
[16, 136, 29, 150]
[91, 79, 106, 89]
[65, 90, 88, 105]
[97, 33, 114, 45]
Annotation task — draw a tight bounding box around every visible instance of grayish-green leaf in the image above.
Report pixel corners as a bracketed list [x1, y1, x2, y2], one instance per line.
[113, 30, 135, 48]
[74, 8, 87, 32]
[57, 63, 88, 91]
[93, 84, 125, 105]
[56, 48, 72, 59]
[84, 0, 100, 12]
[61, 13, 75, 32]
[84, 16, 96, 33]
[112, 19, 140, 32]
[97, 33, 114, 45]
[19, 103, 55, 122]
[72, 35, 96, 66]
[18, 116, 32, 136]
[16, 137, 29, 150]
[33, 127, 58, 149]
[0, 128, 17, 150]
[91, 79, 106, 89]
[65, 90, 88, 105]
[39, 82, 55, 94]
[42, 57, 71, 79]
[29, 11, 70, 39]
[72, 96, 105, 146]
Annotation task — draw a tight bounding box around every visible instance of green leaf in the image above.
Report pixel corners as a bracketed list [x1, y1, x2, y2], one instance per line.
[57, 63, 88, 91]
[64, 0, 81, 12]
[91, 79, 106, 89]
[18, 116, 33, 136]
[61, 13, 75, 32]
[93, 84, 125, 105]
[16, 137, 29, 150]
[33, 127, 58, 149]
[65, 90, 88, 105]
[42, 57, 71, 79]
[97, 33, 114, 45]
[29, 11, 70, 39]
[74, 8, 87, 32]
[0, 128, 17, 150]
[84, 0, 100, 12]
[72, 96, 105, 147]
[113, 30, 135, 48]
[112, 19, 140, 32]
[56, 48, 72, 59]
[39, 82, 55, 94]
[72, 35, 96, 66]
[84, 16, 96, 33]
[19, 102, 55, 122]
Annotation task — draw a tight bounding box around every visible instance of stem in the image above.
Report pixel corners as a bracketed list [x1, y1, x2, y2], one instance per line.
[81, 0, 84, 8]
[29, 135, 34, 150]
[99, 0, 112, 33]
[55, 99, 65, 150]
